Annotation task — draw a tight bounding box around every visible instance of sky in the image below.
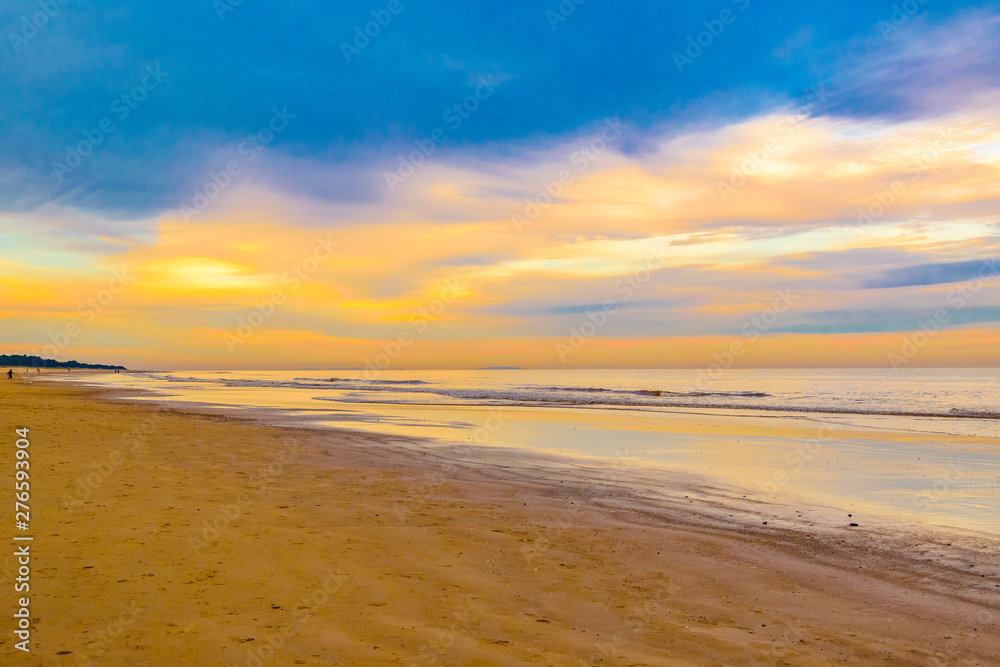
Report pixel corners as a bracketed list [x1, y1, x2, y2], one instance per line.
[1, 0, 999, 369]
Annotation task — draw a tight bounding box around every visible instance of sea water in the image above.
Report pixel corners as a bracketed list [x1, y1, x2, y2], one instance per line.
[43, 368, 1000, 533]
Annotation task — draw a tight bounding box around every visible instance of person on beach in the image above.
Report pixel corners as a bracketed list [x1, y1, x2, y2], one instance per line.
[6, 369, 12, 379]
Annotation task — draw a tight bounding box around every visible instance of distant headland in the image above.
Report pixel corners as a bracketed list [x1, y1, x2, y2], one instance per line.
[0, 354, 126, 370]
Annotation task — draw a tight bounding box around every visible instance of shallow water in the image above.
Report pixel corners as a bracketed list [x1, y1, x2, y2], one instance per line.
[41, 368, 1000, 534]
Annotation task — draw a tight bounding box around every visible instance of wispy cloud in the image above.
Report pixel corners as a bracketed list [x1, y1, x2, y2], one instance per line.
[4, 3, 1000, 367]
[863, 258, 1000, 288]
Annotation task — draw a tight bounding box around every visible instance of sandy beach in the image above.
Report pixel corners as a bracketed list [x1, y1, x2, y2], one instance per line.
[7, 1, 1000, 664]
[1, 376, 998, 665]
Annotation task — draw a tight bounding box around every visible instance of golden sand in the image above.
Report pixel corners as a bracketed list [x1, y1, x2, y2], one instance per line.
[0, 377, 997, 665]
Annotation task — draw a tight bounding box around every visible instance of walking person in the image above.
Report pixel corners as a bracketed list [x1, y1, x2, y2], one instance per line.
[6, 369, 12, 379]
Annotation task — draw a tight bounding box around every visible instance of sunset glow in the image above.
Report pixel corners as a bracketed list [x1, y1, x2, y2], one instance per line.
[2, 4, 998, 369]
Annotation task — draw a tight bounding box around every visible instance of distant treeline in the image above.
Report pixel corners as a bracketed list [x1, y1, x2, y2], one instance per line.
[0, 355, 125, 370]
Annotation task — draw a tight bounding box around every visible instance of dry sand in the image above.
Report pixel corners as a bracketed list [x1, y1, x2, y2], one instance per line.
[0, 377, 997, 665]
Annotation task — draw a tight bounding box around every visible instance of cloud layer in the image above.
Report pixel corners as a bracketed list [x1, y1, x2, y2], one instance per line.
[2, 2, 999, 367]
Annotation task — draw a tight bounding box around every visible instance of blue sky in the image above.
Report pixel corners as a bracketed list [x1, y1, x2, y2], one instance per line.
[2, 1, 999, 368]
[2, 0, 996, 217]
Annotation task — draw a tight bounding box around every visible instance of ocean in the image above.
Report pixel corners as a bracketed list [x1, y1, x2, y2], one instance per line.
[43, 368, 999, 533]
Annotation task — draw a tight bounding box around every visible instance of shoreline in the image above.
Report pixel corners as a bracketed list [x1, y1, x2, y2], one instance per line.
[23, 367, 1000, 425]
[30, 371, 1000, 536]
[1, 379, 997, 664]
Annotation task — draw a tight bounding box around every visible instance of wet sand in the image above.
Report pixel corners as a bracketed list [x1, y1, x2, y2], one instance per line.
[0, 377, 997, 665]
